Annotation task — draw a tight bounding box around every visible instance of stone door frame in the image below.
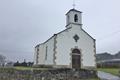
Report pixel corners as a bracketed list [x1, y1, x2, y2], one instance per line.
[70, 46, 83, 69]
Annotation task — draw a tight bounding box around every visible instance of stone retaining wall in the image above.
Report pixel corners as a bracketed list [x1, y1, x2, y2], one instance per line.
[0, 68, 97, 80]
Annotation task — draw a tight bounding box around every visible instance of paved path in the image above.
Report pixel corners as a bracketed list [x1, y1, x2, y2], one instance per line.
[98, 71, 120, 80]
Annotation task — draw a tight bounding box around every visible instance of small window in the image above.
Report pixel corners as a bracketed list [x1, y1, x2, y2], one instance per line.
[67, 15, 70, 20]
[45, 46, 48, 60]
[67, 15, 70, 23]
[37, 48, 39, 51]
[36, 52, 39, 64]
[74, 14, 78, 22]
[37, 48, 39, 55]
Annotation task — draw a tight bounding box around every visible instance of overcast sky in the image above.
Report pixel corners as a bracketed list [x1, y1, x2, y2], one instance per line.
[0, 0, 120, 62]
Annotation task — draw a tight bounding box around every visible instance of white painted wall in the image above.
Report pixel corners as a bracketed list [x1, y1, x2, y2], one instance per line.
[34, 48, 37, 65]
[35, 24, 96, 68]
[44, 37, 54, 65]
[35, 36, 55, 65]
[55, 24, 96, 68]
[37, 44, 45, 64]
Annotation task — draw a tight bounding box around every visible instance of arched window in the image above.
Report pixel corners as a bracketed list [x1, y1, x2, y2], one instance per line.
[74, 14, 78, 22]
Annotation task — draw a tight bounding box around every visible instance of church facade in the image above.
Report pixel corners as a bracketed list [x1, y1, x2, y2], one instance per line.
[34, 9, 96, 69]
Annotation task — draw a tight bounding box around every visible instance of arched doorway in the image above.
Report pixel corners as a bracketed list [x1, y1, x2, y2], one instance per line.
[72, 49, 81, 69]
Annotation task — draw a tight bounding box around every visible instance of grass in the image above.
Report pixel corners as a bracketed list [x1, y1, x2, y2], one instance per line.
[0, 66, 48, 71]
[14, 66, 48, 70]
[98, 68, 120, 76]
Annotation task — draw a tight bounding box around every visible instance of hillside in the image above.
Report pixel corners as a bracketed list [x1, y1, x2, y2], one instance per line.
[96, 51, 120, 61]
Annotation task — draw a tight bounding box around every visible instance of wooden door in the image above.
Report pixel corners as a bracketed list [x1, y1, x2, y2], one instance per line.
[72, 55, 81, 69]
[72, 49, 81, 69]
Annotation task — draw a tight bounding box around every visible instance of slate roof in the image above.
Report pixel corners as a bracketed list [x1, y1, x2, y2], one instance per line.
[66, 9, 82, 15]
[35, 26, 95, 48]
[35, 27, 71, 48]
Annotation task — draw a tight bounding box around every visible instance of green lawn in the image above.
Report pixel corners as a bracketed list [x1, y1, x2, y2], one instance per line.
[14, 66, 48, 70]
[98, 68, 120, 76]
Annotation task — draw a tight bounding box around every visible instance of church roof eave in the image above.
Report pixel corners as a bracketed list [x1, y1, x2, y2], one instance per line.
[35, 27, 72, 47]
[81, 28, 96, 41]
[35, 35, 55, 48]
[66, 9, 82, 15]
[35, 26, 95, 48]
[56, 27, 72, 35]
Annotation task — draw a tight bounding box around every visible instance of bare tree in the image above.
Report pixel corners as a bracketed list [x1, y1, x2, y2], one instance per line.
[0, 54, 6, 67]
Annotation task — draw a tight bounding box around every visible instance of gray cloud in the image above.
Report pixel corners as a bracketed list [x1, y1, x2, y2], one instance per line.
[0, 0, 120, 62]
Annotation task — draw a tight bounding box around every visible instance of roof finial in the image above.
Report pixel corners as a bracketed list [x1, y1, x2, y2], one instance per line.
[73, 0, 76, 9]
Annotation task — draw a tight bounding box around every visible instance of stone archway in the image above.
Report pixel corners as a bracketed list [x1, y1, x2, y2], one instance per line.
[72, 49, 81, 69]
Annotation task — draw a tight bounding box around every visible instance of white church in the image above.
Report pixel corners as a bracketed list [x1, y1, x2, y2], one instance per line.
[34, 9, 96, 69]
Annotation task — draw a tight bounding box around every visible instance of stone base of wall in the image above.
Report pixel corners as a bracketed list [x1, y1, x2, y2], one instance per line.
[0, 68, 98, 80]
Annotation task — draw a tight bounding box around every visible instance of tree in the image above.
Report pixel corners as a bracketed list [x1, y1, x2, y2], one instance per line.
[0, 54, 6, 67]
[14, 61, 20, 66]
[21, 60, 27, 67]
[27, 62, 33, 67]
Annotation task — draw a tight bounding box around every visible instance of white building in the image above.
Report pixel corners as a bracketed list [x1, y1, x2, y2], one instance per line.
[34, 9, 96, 69]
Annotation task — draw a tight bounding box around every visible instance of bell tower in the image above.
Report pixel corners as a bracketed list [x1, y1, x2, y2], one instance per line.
[66, 9, 82, 28]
